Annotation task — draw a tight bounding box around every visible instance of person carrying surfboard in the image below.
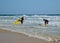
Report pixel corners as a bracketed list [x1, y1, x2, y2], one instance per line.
[20, 16, 24, 24]
[43, 19, 49, 26]
[18, 16, 24, 24]
[13, 16, 24, 25]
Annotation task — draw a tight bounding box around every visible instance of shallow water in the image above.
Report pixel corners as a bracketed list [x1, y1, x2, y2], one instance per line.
[0, 15, 60, 41]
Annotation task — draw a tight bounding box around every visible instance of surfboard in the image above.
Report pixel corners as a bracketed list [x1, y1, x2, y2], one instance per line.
[13, 19, 21, 25]
[39, 24, 48, 26]
[38, 24, 45, 26]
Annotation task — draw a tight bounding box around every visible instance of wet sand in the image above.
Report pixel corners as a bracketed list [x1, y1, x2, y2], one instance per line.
[0, 29, 57, 43]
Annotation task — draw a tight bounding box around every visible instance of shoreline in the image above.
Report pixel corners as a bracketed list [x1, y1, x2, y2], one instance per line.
[0, 28, 60, 42]
[0, 29, 57, 43]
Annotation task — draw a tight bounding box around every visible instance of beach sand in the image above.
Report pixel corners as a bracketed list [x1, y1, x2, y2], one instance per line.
[0, 29, 57, 43]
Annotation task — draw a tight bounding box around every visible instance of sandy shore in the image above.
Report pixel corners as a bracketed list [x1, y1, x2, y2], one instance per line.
[0, 29, 57, 43]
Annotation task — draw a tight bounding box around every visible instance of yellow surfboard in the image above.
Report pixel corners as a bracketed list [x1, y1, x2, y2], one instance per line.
[13, 19, 21, 25]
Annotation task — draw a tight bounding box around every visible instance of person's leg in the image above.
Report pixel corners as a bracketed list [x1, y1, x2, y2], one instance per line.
[21, 21, 23, 24]
[45, 22, 46, 26]
[45, 21, 48, 26]
[47, 22, 48, 24]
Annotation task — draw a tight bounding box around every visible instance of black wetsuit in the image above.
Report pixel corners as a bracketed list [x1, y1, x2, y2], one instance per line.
[20, 17, 24, 24]
[43, 19, 49, 25]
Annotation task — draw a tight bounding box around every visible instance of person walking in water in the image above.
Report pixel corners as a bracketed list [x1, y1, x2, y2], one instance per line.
[18, 17, 24, 24]
[13, 16, 24, 25]
[43, 19, 49, 26]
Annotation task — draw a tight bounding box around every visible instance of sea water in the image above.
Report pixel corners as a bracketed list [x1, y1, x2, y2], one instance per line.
[0, 14, 60, 41]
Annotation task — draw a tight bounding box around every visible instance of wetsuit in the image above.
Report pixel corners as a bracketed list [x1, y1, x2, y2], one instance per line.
[43, 19, 49, 25]
[20, 17, 24, 24]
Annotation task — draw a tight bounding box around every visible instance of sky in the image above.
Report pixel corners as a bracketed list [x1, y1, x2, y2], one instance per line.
[0, 0, 60, 14]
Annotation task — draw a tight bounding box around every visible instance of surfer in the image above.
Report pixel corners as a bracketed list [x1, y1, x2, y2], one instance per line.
[18, 17, 24, 24]
[13, 16, 24, 25]
[43, 19, 49, 26]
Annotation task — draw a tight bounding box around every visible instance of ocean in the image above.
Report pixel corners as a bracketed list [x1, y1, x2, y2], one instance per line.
[0, 14, 60, 41]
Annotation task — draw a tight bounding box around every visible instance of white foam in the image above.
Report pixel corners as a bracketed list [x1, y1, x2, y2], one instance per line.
[0, 16, 60, 25]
